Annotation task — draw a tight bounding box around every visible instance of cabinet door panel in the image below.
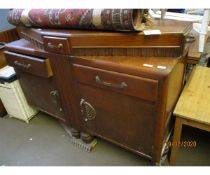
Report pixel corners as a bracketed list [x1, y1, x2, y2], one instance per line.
[78, 84, 156, 156]
[17, 71, 65, 121]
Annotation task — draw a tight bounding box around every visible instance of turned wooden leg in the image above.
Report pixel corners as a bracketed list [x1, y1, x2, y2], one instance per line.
[170, 116, 183, 166]
[70, 128, 81, 139]
[81, 132, 94, 143]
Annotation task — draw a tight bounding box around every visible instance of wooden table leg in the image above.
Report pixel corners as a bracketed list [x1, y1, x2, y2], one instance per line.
[170, 116, 183, 165]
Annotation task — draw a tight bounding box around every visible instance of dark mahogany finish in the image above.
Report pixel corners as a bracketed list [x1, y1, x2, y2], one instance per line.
[5, 51, 53, 78]
[43, 36, 71, 54]
[16, 19, 192, 57]
[73, 64, 158, 102]
[4, 20, 193, 164]
[71, 55, 185, 162]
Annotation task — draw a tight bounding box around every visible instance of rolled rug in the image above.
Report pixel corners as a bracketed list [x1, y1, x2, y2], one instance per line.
[7, 9, 147, 32]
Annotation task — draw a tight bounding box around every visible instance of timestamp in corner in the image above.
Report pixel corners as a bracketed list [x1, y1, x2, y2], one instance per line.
[165, 140, 197, 148]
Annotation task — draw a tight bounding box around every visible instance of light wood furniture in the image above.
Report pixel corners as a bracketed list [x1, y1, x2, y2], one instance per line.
[170, 66, 210, 165]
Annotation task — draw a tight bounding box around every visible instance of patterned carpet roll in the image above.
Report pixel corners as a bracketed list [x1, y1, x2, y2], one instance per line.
[7, 9, 146, 32]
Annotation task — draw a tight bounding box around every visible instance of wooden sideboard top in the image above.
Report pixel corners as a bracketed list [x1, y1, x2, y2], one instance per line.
[16, 19, 192, 50]
[5, 38, 181, 80]
[72, 55, 180, 79]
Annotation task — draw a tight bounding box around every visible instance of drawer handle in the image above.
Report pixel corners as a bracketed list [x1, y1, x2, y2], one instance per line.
[95, 75, 127, 89]
[50, 90, 63, 112]
[47, 42, 63, 49]
[14, 60, 31, 69]
[80, 99, 96, 122]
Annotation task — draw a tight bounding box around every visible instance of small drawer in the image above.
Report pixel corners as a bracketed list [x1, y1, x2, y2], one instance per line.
[73, 64, 158, 103]
[4, 51, 53, 78]
[43, 36, 71, 54]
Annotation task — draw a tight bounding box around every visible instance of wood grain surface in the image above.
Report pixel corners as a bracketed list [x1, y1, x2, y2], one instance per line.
[174, 66, 210, 124]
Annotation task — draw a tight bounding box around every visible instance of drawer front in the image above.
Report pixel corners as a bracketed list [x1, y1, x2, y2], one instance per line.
[73, 64, 158, 102]
[43, 36, 71, 54]
[4, 51, 53, 78]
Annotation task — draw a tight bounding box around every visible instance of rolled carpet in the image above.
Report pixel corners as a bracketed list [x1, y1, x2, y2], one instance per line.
[7, 9, 147, 32]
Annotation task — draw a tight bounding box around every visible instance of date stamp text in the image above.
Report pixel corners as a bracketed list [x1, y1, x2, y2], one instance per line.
[166, 141, 197, 148]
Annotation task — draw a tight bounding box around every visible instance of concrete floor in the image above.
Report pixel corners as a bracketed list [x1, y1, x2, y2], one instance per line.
[0, 112, 210, 166]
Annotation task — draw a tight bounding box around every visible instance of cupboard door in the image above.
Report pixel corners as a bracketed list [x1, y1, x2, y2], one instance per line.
[17, 71, 66, 121]
[77, 84, 156, 157]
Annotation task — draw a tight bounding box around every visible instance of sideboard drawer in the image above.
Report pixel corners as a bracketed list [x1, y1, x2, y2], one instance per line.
[4, 51, 53, 78]
[73, 64, 158, 103]
[43, 36, 71, 54]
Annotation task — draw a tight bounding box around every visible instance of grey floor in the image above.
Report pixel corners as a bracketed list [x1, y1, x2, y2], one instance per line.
[0, 112, 210, 166]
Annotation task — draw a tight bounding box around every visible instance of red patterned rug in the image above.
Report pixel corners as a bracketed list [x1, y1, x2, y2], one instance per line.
[7, 9, 146, 32]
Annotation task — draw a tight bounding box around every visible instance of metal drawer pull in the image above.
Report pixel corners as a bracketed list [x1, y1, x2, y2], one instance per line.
[50, 90, 63, 112]
[80, 99, 96, 122]
[14, 60, 31, 69]
[50, 90, 59, 96]
[95, 75, 127, 89]
[47, 42, 63, 49]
